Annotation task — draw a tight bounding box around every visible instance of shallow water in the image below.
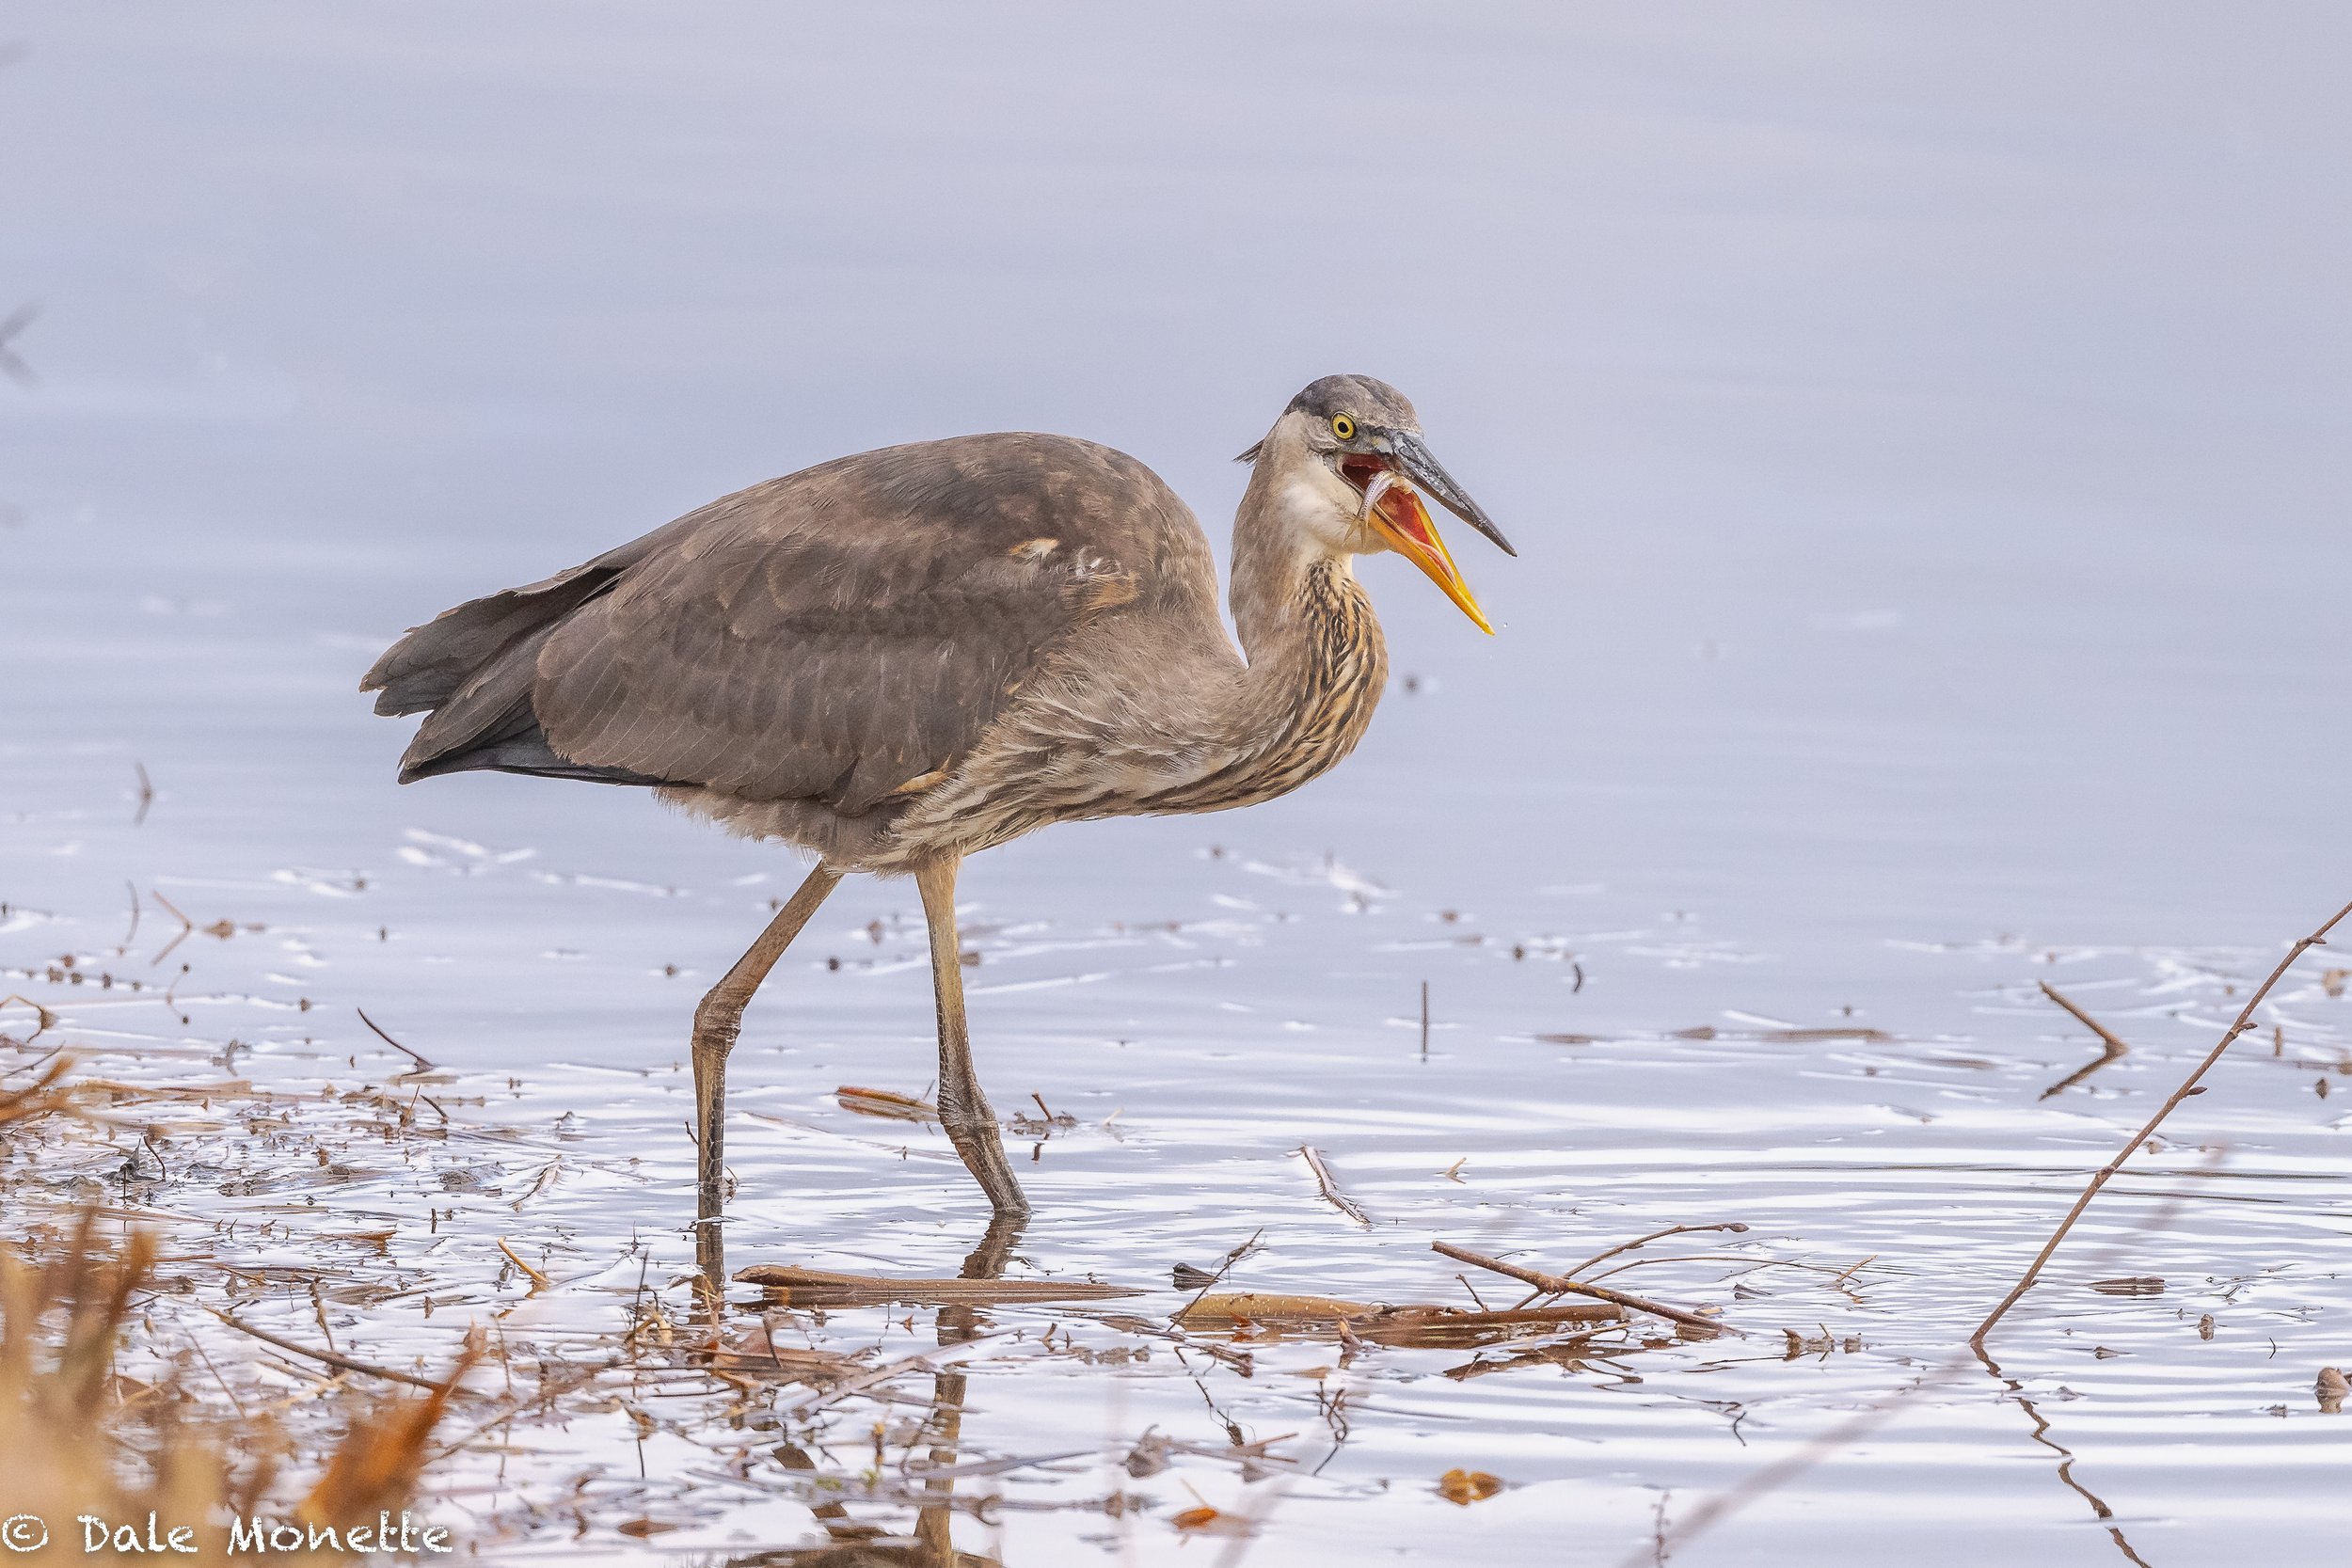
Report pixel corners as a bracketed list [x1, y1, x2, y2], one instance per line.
[4, 6, 2350, 1564]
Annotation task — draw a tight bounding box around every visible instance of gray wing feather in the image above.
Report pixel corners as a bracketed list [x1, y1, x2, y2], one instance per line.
[369, 433, 1213, 815]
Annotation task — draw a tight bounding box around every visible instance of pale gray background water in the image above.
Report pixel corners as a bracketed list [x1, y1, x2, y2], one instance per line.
[4, 6, 2349, 1564]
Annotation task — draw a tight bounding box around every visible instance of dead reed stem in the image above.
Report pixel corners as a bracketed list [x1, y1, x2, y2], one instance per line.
[497, 1236, 550, 1291]
[1431, 1241, 1727, 1336]
[1971, 895, 2352, 1348]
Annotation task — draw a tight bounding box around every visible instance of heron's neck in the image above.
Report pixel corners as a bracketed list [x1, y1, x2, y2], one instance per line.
[1209, 462, 1388, 786]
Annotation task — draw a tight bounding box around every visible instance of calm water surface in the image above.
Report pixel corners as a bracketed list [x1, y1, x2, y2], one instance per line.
[3, 6, 2348, 1564]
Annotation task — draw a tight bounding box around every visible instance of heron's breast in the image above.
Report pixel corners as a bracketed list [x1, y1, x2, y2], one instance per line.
[1136, 562, 1388, 816]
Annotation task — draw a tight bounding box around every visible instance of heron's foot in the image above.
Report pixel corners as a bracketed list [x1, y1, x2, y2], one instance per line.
[941, 1108, 1030, 1217]
[690, 1004, 748, 1171]
[690, 998, 751, 1283]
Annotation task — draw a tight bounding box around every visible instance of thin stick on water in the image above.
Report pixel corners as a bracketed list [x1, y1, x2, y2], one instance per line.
[498, 1236, 551, 1291]
[1558, 1222, 1749, 1281]
[206, 1307, 443, 1390]
[1432, 1240, 1727, 1336]
[1172, 1227, 1265, 1326]
[1295, 1145, 1371, 1226]
[0, 994, 57, 1043]
[148, 889, 194, 967]
[2035, 980, 2131, 1100]
[1613, 1374, 1943, 1568]
[358, 1006, 436, 1074]
[1971, 895, 2352, 1349]
[1629, 1149, 2221, 1568]
[2037, 980, 2132, 1056]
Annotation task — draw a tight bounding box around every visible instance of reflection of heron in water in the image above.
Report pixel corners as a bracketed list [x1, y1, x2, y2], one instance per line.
[362, 375, 1512, 1249]
[739, 1217, 1021, 1568]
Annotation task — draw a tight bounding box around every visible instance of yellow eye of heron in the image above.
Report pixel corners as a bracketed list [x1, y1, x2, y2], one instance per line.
[1331, 414, 1357, 441]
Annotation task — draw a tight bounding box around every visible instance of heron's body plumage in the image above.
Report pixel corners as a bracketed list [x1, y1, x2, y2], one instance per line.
[364, 429, 1388, 872]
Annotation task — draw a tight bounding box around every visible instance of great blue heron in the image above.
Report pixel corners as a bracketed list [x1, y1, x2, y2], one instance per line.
[362, 373, 1512, 1244]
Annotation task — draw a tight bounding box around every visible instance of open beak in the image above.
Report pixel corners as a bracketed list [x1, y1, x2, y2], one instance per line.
[1350, 432, 1512, 635]
[1390, 431, 1515, 557]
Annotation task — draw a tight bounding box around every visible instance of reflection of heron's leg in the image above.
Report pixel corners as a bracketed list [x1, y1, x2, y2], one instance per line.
[962, 1210, 1025, 1281]
[915, 1211, 1025, 1566]
[691, 862, 843, 1281]
[914, 1360, 970, 1566]
[914, 857, 1029, 1217]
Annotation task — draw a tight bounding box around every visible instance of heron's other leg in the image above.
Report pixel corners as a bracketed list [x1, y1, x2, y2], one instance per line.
[914, 857, 1029, 1217]
[692, 862, 844, 1268]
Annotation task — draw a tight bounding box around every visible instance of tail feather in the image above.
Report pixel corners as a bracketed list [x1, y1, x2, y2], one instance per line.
[361, 559, 628, 717]
[365, 534, 677, 789]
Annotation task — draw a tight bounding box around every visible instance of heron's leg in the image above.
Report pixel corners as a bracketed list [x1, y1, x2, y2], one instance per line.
[691, 862, 844, 1275]
[914, 857, 1030, 1217]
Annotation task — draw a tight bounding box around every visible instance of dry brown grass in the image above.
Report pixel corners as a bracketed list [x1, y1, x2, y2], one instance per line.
[0, 1212, 474, 1564]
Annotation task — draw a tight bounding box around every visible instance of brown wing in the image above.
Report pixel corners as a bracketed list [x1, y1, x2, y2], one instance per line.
[367, 433, 1214, 815]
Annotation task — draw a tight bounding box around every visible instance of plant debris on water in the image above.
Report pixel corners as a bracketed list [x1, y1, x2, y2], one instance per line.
[6, 835, 2349, 1565]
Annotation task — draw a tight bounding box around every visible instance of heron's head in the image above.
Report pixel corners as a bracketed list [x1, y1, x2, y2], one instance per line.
[1241, 373, 1515, 633]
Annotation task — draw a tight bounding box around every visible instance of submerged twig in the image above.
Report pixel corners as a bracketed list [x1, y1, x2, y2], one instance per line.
[1972, 895, 2352, 1348]
[1433, 1241, 1726, 1336]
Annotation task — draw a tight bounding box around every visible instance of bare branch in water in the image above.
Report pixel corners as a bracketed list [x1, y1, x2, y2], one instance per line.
[1973, 895, 2352, 1349]
[2035, 980, 2131, 1099]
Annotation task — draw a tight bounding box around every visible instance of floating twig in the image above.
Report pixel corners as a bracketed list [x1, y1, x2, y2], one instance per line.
[732, 1264, 1138, 1307]
[777, 1336, 1004, 1416]
[1972, 895, 2352, 1348]
[834, 1085, 936, 1121]
[1178, 1291, 1613, 1348]
[497, 1236, 551, 1291]
[148, 890, 194, 967]
[133, 760, 153, 825]
[1433, 1241, 1728, 1336]
[1558, 1222, 1748, 1281]
[357, 1006, 436, 1074]
[1295, 1145, 1370, 1226]
[511, 1158, 561, 1211]
[1173, 1228, 1264, 1326]
[0, 993, 56, 1043]
[2036, 980, 2131, 1099]
[206, 1306, 443, 1390]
